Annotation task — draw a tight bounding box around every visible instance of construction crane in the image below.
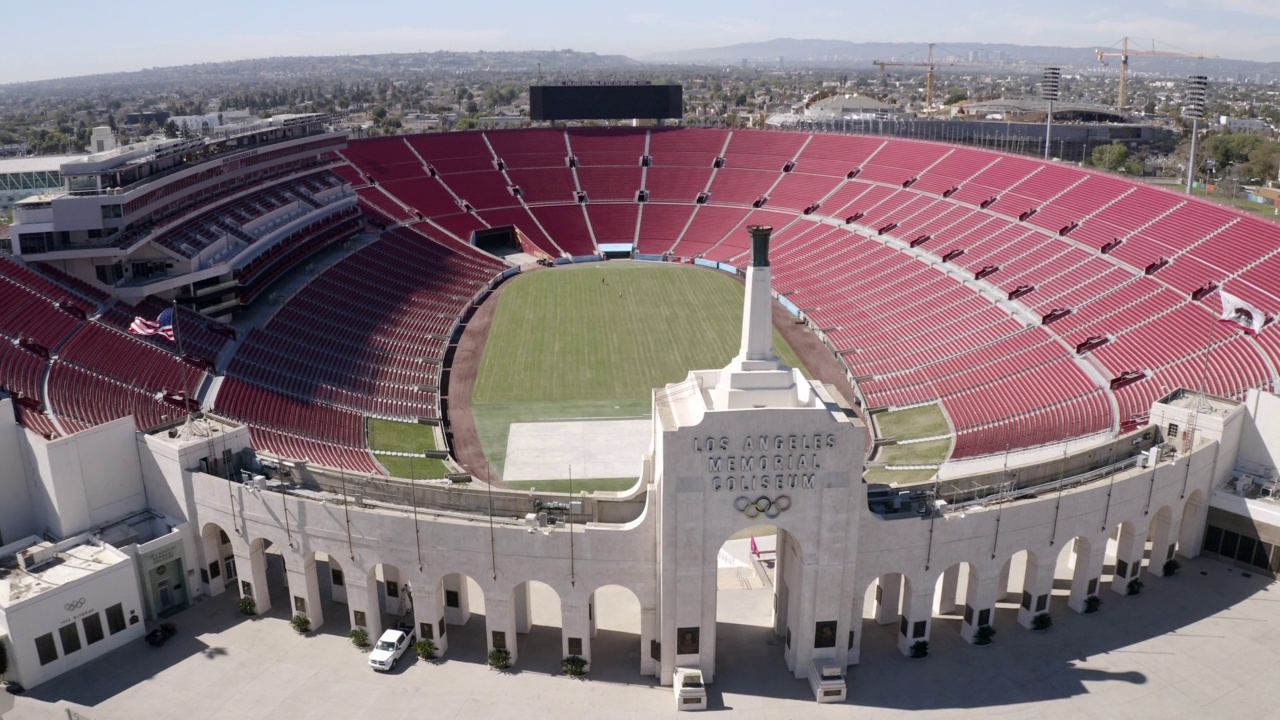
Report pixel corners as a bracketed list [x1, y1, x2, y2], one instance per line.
[1095, 37, 1211, 110]
[873, 43, 949, 109]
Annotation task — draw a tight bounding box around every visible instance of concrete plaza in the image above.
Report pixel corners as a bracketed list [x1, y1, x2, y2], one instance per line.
[4, 554, 1280, 720]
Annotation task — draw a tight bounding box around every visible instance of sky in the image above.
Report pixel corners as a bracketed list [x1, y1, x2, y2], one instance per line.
[0, 0, 1276, 84]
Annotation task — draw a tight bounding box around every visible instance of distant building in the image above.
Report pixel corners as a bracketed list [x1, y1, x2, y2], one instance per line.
[1219, 116, 1273, 134]
[0, 154, 82, 213]
[803, 93, 904, 121]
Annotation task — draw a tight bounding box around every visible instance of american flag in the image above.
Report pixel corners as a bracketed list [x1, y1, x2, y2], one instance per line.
[129, 307, 176, 342]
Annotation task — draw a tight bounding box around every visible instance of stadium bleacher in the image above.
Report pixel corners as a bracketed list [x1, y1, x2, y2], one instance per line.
[7, 127, 1279, 469]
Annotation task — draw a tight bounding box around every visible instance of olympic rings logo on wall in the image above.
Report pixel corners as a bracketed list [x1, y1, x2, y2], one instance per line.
[734, 495, 792, 519]
[65, 597, 86, 612]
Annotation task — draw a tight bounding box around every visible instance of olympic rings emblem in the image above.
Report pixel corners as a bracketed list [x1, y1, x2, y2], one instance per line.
[65, 597, 86, 612]
[734, 495, 792, 519]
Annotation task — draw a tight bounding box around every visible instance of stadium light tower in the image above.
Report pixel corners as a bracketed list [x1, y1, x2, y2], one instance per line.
[1041, 67, 1061, 161]
[1184, 75, 1209, 194]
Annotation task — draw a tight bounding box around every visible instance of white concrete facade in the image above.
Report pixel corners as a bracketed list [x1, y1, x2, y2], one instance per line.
[0, 226, 1271, 696]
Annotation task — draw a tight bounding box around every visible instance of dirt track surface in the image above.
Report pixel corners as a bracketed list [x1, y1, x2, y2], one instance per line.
[445, 273, 504, 484]
[443, 263, 863, 487]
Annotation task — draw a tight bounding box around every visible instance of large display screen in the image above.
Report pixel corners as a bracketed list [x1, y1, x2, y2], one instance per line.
[530, 84, 683, 121]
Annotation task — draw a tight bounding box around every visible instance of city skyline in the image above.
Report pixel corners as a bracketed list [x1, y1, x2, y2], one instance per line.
[1, 0, 1278, 84]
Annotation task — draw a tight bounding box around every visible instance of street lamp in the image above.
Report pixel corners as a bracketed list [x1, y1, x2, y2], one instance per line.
[1184, 75, 1209, 194]
[1042, 67, 1061, 161]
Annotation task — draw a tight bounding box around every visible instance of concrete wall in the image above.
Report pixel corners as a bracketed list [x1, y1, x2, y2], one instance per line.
[23, 417, 145, 538]
[1239, 390, 1280, 474]
[0, 399, 36, 544]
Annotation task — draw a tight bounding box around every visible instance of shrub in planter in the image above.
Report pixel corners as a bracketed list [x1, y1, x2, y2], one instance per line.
[1127, 577, 1145, 596]
[1032, 612, 1053, 631]
[908, 640, 929, 659]
[290, 613, 311, 634]
[487, 648, 513, 670]
[237, 596, 256, 616]
[974, 624, 996, 646]
[414, 639, 437, 661]
[1084, 594, 1102, 614]
[561, 654, 589, 676]
[1162, 559, 1181, 577]
[349, 627, 370, 648]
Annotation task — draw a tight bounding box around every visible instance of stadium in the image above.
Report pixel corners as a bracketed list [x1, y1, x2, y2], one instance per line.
[1, 99, 1279, 708]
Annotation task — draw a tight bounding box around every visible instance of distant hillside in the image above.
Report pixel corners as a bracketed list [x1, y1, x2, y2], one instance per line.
[642, 38, 1280, 80]
[0, 50, 643, 94]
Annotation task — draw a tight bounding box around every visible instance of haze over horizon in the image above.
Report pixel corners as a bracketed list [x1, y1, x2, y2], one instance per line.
[1, 0, 1277, 84]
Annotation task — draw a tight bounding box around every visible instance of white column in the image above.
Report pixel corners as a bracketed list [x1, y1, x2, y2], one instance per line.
[1110, 523, 1146, 596]
[639, 604, 658, 677]
[200, 530, 228, 597]
[1017, 553, 1056, 629]
[513, 582, 532, 635]
[1149, 511, 1177, 578]
[286, 554, 324, 631]
[561, 600, 592, 666]
[233, 542, 271, 616]
[895, 585, 933, 657]
[960, 568, 1001, 643]
[937, 565, 960, 615]
[348, 575, 382, 641]
[486, 595, 519, 665]
[1068, 537, 1107, 613]
[874, 575, 902, 625]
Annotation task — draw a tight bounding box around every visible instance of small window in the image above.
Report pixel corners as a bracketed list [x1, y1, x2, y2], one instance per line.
[83, 613, 105, 645]
[59, 623, 82, 655]
[386, 582, 399, 598]
[219, 530, 231, 545]
[35, 632, 59, 665]
[1237, 536, 1257, 564]
[1203, 525, 1223, 554]
[331, 568, 344, 587]
[106, 603, 127, 635]
[1221, 530, 1240, 559]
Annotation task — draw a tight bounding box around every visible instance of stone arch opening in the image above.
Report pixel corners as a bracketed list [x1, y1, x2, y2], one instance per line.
[509, 580, 562, 672]
[587, 583, 649, 680]
[440, 572, 488, 663]
[198, 522, 238, 598]
[711, 524, 804, 686]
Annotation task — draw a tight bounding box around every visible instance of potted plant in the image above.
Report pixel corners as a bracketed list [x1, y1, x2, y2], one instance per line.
[1032, 612, 1052, 631]
[908, 640, 929, 659]
[414, 638, 437, 661]
[561, 654, 589, 677]
[237, 596, 256, 616]
[1162, 559, 1181, 577]
[974, 624, 996, 646]
[487, 647, 513, 670]
[349, 627, 370, 648]
[1084, 595, 1102, 614]
[1127, 577, 1145, 595]
[290, 613, 311, 634]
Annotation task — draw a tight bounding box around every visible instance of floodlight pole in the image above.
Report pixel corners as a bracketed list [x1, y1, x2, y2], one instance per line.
[568, 464, 576, 587]
[1184, 76, 1209, 194]
[1185, 116, 1200, 194]
[1042, 67, 1061, 161]
[1044, 99, 1054, 161]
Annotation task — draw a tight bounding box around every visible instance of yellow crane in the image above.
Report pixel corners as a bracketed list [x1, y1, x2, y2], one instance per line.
[873, 43, 950, 109]
[1095, 37, 1211, 110]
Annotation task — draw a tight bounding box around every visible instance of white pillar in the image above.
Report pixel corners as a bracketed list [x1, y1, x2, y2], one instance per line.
[200, 530, 228, 597]
[234, 542, 271, 616]
[875, 575, 902, 625]
[286, 554, 324, 631]
[1149, 511, 1177, 578]
[1017, 553, 1056, 629]
[1068, 537, 1107, 613]
[895, 585, 933, 657]
[937, 565, 960, 615]
[1110, 523, 1146, 596]
[348, 575, 382, 641]
[561, 600, 592, 666]
[960, 568, 1001, 643]
[639, 604, 658, 677]
[486, 595, 519, 665]
[513, 582, 532, 635]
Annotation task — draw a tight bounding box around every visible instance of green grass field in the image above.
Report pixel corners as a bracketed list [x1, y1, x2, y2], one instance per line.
[473, 263, 810, 476]
[367, 418, 450, 479]
[868, 403, 951, 483]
